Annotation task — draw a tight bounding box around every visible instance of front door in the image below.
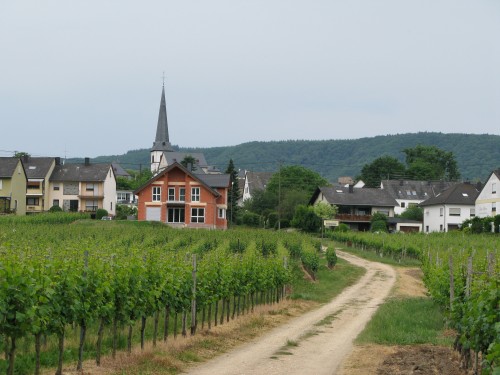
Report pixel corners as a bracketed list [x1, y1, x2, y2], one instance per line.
[69, 200, 79, 212]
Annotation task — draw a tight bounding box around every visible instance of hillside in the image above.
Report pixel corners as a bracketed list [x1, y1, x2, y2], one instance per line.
[76, 132, 500, 182]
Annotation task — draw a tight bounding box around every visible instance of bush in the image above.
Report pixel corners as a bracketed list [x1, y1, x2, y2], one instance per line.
[335, 223, 350, 232]
[326, 248, 338, 268]
[241, 211, 261, 227]
[115, 205, 137, 220]
[95, 208, 109, 220]
[371, 220, 388, 232]
[48, 205, 63, 213]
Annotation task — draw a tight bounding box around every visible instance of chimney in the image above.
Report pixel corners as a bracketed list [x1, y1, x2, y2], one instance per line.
[187, 163, 192, 172]
[55, 157, 61, 165]
[348, 184, 354, 193]
[84, 157, 90, 166]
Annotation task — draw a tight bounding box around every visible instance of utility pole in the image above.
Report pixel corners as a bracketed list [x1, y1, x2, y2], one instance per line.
[278, 160, 283, 230]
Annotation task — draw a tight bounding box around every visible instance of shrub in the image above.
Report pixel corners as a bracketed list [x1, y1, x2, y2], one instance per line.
[242, 211, 261, 227]
[335, 223, 350, 232]
[371, 220, 388, 232]
[326, 248, 338, 268]
[49, 205, 63, 213]
[95, 208, 109, 220]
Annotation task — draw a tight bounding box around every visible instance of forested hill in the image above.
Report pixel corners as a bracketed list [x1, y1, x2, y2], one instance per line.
[83, 132, 500, 182]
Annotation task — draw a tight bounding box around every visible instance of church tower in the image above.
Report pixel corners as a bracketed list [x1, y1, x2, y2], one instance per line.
[151, 84, 174, 173]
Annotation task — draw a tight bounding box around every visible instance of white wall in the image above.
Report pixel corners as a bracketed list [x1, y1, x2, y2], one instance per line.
[103, 167, 117, 215]
[423, 204, 475, 232]
[476, 173, 499, 218]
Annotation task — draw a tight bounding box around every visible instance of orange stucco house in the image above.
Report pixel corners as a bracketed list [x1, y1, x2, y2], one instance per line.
[135, 162, 230, 229]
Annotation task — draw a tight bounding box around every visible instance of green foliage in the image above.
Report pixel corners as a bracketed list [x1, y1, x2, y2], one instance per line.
[266, 165, 327, 197]
[225, 159, 240, 225]
[462, 216, 500, 234]
[180, 155, 197, 171]
[400, 206, 423, 221]
[335, 223, 350, 232]
[404, 144, 460, 181]
[371, 220, 388, 232]
[371, 212, 388, 223]
[313, 202, 338, 220]
[49, 205, 63, 213]
[241, 211, 262, 227]
[358, 156, 406, 187]
[325, 248, 338, 268]
[115, 205, 137, 220]
[73, 133, 500, 183]
[95, 208, 108, 220]
[291, 205, 321, 233]
[117, 169, 153, 191]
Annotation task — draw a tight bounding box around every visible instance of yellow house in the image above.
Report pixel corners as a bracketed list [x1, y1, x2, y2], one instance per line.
[0, 157, 27, 215]
[22, 156, 57, 213]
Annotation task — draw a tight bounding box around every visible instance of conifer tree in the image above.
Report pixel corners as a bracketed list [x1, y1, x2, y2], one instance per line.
[225, 159, 240, 225]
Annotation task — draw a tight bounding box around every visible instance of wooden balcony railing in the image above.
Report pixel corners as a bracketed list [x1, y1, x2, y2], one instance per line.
[335, 214, 372, 222]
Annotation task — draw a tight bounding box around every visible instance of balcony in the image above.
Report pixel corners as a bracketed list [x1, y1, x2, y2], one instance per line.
[335, 214, 372, 222]
[79, 192, 104, 199]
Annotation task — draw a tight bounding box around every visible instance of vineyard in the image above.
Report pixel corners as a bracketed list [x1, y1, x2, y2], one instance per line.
[0, 214, 324, 375]
[329, 230, 500, 374]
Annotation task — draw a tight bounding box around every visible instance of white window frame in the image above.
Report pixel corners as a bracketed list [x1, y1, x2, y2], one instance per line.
[53, 199, 59, 207]
[168, 187, 175, 201]
[152, 186, 161, 202]
[86, 183, 96, 191]
[449, 208, 461, 216]
[191, 187, 200, 202]
[493, 202, 497, 212]
[167, 207, 185, 223]
[53, 184, 59, 191]
[470, 208, 475, 217]
[179, 187, 186, 202]
[439, 207, 443, 217]
[191, 207, 205, 223]
[218, 208, 225, 219]
[493, 182, 497, 194]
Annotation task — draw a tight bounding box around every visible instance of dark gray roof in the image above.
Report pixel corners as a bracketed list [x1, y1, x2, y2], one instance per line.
[23, 157, 55, 179]
[0, 157, 22, 178]
[246, 171, 274, 193]
[151, 86, 174, 152]
[381, 180, 457, 200]
[419, 183, 479, 206]
[196, 173, 230, 188]
[387, 217, 422, 224]
[162, 152, 208, 169]
[312, 186, 398, 207]
[111, 163, 131, 178]
[50, 163, 113, 182]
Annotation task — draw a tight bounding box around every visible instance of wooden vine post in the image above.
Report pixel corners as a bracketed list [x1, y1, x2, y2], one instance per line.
[449, 255, 454, 310]
[191, 254, 197, 336]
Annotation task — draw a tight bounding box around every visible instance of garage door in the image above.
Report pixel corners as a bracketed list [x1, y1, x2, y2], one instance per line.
[146, 207, 161, 221]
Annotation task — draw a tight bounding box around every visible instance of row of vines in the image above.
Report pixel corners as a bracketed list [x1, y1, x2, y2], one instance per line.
[329, 230, 499, 374]
[0, 216, 321, 375]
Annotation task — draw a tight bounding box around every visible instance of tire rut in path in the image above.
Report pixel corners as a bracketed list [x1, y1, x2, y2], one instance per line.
[185, 251, 396, 375]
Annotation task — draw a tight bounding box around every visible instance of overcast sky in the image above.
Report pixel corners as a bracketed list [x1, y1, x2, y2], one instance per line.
[1, 1, 499, 158]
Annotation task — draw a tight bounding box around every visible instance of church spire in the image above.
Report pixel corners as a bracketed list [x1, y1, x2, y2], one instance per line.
[151, 85, 174, 152]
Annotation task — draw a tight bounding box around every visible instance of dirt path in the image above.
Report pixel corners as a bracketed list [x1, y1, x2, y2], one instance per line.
[185, 251, 396, 375]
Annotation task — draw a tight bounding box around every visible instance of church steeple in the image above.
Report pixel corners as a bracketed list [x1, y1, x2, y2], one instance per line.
[151, 85, 174, 152]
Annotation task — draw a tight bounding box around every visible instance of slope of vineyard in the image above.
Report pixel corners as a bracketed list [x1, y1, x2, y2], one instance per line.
[0, 215, 324, 375]
[329, 231, 499, 374]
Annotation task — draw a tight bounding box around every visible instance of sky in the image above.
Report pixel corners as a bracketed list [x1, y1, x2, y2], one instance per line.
[1, 1, 499, 158]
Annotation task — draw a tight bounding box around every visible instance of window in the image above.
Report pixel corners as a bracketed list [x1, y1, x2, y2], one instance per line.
[218, 208, 226, 219]
[53, 184, 60, 191]
[179, 188, 186, 202]
[151, 155, 154, 163]
[493, 183, 497, 194]
[27, 181, 40, 190]
[440, 207, 444, 217]
[152, 186, 161, 202]
[168, 207, 185, 223]
[26, 197, 40, 205]
[0, 180, 2, 189]
[439, 224, 443, 232]
[85, 200, 98, 211]
[449, 208, 461, 216]
[110, 202, 113, 211]
[168, 187, 175, 201]
[425, 226, 429, 233]
[470, 208, 475, 217]
[53, 199, 59, 207]
[86, 183, 96, 191]
[400, 202, 406, 208]
[191, 187, 200, 202]
[191, 208, 205, 223]
[493, 202, 497, 212]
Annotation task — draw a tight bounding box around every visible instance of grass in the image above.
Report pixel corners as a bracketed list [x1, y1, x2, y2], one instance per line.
[338, 243, 422, 267]
[355, 297, 453, 346]
[289, 257, 366, 303]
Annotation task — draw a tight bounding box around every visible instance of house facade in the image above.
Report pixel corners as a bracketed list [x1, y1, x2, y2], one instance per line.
[0, 157, 27, 215]
[420, 183, 479, 232]
[23, 156, 56, 214]
[135, 163, 230, 229]
[242, 171, 274, 202]
[310, 185, 398, 231]
[49, 158, 116, 215]
[475, 169, 499, 218]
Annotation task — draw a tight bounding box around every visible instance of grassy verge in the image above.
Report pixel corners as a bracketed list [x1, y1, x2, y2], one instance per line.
[336, 242, 422, 267]
[290, 256, 365, 303]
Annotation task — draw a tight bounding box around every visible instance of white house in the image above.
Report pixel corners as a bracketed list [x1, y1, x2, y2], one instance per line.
[241, 171, 274, 202]
[475, 169, 499, 218]
[420, 183, 479, 233]
[381, 180, 456, 215]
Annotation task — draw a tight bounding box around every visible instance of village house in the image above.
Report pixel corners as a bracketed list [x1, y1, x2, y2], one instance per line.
[22, 156, 57, 214]
[0, 157, 27, 215]
[475, 169, 499, 218]
[49, 158, 116, 215]
[420, 182, 479, 232]
[136, 85, 230, 228]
